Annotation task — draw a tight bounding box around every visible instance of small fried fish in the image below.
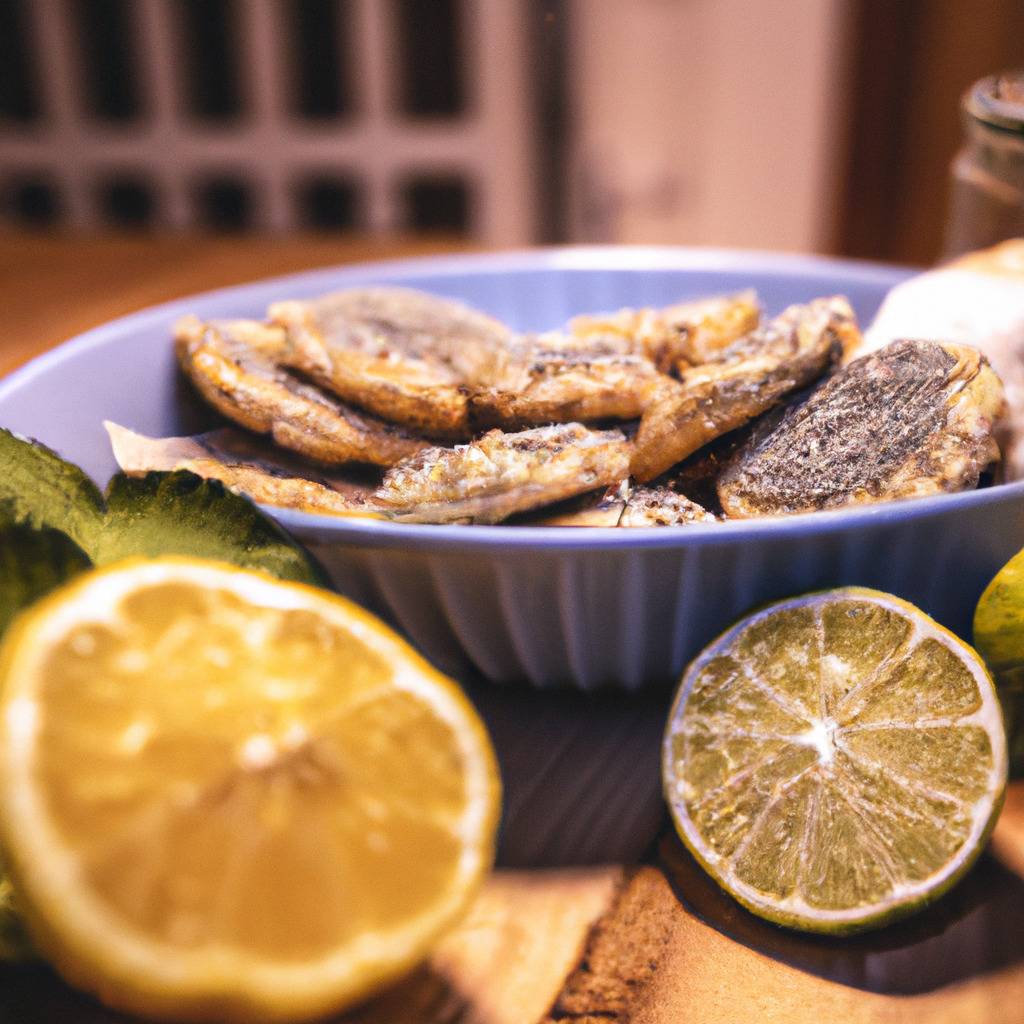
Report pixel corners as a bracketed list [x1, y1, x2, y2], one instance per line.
[469, 331, 664, 430]
[630, 296, 859, 482]
[374, 423, 631, 525]
[568, 290, 761, 372]
[106, 422, 381, 518]
[175, 316, 426, 467]
[717, 339, 1006, 518]
[470, 292, 760, 431]
[855, 240, 1024, 479]
[618, 485, 716, 527]
[271, 287, 511, 439]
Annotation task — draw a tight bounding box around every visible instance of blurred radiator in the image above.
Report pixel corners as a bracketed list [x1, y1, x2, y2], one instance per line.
[0, 0, 536, 243]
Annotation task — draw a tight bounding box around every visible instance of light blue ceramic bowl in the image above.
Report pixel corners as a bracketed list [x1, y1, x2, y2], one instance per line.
[2, 247, 1022, 691]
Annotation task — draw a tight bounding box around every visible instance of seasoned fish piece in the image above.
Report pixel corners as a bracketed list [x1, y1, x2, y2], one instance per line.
[630, 297, 859, 482]
[374, 424, 631, 525]
[470, 292, 760, 431]
[105, 422, 381, 517]
[175, 316, 426, 467]
[855, 240, 1024, 479]
[469, 331, 664, 430]
[568, 290, 761, 372]
[618, 485, 716, 527]
[718, 340, 1006, 518]
[271, 287, 511, 439]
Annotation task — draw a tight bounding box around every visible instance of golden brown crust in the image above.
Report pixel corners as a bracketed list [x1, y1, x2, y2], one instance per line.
[619, 486, 716, 527]
[718, 340, 1006, 518]
[568, 290, 761, 372]
[175, 316, 426, 467]
[105, 422, 382, 517]
[374, 424, 632, 525]
[469, 332, 663, 431]
[270, 288, 512, 440]
[471, 293, 761, 432]
[630, 297, 858, 483]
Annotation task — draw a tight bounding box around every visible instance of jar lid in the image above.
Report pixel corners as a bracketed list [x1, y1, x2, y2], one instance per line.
[966, 71, 1024, 135]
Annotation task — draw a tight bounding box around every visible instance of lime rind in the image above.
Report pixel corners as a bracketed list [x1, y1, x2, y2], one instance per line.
[664, 587, 1008, 934]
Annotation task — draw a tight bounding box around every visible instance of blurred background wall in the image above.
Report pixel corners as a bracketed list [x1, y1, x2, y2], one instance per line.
[1, 0, 1023, 264]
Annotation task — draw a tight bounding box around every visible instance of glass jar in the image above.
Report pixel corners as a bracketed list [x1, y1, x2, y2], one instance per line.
[944, 71, 1024, 259]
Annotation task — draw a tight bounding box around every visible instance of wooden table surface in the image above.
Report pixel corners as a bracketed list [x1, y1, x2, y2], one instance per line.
[0, 231, 476, 376]
[0, 232, 1022, 1024]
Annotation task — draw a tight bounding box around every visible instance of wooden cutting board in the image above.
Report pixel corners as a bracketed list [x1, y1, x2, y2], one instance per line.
[2, 791, 1022, 1023]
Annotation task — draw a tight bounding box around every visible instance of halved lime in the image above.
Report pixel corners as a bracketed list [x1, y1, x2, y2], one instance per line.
[664, 587, 1007, 934]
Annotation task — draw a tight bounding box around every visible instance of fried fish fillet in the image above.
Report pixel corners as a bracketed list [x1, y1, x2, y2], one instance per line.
[271, 287, 511, 439]
[630, 296, 859, 482]
[717, 339, 1006, 518]
[469, 292, 760, 431]
[568, 290, 761, 372]
[618, 485, 716, 527]
[105, 422, 380, 517]
[374, 423, 631, 524]
[175, 316, 426, 467]
[855, 239, 1024, 479]
[469, 331, 664, 430]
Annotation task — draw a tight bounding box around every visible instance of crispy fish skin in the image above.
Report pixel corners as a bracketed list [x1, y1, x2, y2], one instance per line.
[618, 485, 716, 527]
[469, 332, 664, 430]
[175, 316, 426, 467]
[630, 296, 859, 482]
[271, 287, 511, 439]
[470, 293, 760, 431]
[105, 422, 382, 518]
[568, 290, 761, 372]
[717, 339, 1006, 518]
[374, 423, 632, 525]
[854, 240, 1024, 480]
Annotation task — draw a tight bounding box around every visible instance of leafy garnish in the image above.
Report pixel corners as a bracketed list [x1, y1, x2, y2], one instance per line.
[0, 431, 323, 587]
[0, 430, 104, 553]
[0, 524, 92, 638]
[97, 472, 325, 586]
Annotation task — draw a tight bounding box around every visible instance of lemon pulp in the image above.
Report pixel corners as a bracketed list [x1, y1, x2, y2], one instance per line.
[0, 557, 500, 1022]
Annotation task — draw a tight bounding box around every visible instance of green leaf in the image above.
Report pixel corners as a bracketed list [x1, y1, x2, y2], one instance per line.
[0, 432, 323, 587]
[0, 524, 92, 638]
[96, 471, 325, 586]
[0, 430, 104, 553]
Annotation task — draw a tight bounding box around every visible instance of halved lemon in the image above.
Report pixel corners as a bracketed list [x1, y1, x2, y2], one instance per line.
[663, 587, 1007, 934]
[0, 557, 500, 1022]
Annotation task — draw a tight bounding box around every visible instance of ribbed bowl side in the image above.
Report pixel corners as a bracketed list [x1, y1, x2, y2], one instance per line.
[304, 495, 1024, 691]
